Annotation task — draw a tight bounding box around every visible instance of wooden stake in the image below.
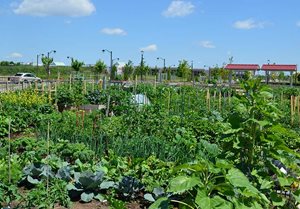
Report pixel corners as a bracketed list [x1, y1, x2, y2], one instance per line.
[81, 111, 85, 129]
[206, 88, 210, 111]
[219, 91, 222, 112]
[8, 118, 11, 184]
[69, 74, 72, 90]
[291, 96, 294, 126]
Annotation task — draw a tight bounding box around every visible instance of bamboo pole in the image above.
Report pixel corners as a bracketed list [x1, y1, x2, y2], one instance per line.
[291, 96, 294, 126]
[69, 74, 72, 90]
[48, 82, 52, 101]
[81, 111, 85, 129]
[219, 91, 222, 112]
[8, 118, 11, 184]
[298, 96, 300, 127]
[167, 89, 171, 114]
[206, 88, 210, 112]
[46, 122, 50, 196]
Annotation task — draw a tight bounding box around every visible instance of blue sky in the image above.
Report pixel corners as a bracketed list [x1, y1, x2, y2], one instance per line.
[0, 0, 300, 69]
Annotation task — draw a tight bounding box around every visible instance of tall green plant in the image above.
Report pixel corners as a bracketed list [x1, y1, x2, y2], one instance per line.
[123, 60, 134, 80]
[41, 56, 53, 78]
[71, 58, 84, 72]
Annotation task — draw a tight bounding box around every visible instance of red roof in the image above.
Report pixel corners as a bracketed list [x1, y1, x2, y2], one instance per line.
[261, 64, 297, 71]
[225, 64, 260, 71]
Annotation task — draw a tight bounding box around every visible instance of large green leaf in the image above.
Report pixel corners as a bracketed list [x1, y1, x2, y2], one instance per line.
[292, 190, 300, 203]
[211, 196, 233, 209]
[270, 192, 286, 206]
[168, 176, 201, 194]
[81, 192, 94, 203]
[149, 197, 169, 209]
[226, 168, 252, 188]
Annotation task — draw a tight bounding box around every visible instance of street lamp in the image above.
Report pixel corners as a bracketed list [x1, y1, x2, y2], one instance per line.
[36, 53, 44, 69]
[157, 57, 166, 82]
[112, 57, 119, 64]
[47, 50, 56, 59]
[102, 49, 113, 83]
[45, 50, 56, 78]
[67, 56, 73, 65]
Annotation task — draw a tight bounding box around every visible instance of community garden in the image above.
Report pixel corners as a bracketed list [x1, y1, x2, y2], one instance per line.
[0, 78, 300, 208]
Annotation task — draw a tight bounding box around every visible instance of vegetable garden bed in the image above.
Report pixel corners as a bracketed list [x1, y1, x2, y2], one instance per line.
[0, 78, 300, 208]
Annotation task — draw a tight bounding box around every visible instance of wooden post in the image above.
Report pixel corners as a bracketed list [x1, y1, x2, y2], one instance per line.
[81, 111, 85, 129]
[206, 88, 210, 112]
[69, 74, 72, 90]
[41, 81, 45, 95]
[6, 82, 8, 91]
[48, 82, 52, 101]
[219, 91, 222, 112]
[8, 118, 11, 184]
[291, 96, 295, 126]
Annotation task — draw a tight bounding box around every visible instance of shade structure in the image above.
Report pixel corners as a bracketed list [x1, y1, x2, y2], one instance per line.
[225, 64, 260, 71]
[261, 64, 297, 71]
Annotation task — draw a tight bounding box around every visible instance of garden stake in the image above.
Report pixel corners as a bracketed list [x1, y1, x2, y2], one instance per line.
[213, 90, 216, 109]
[69, 74, 72, 90]
[106, 95, 111, 117]
[219, 91, 222, 112]
[206, 88, 210, 112]
[46, 122, 50, 197]
[81, 111, 85, 129]
[41, 81, 44, 95]
[291, 96, 294, 126]
[8, 118, 11, 185]
[48, 82, 52, 101]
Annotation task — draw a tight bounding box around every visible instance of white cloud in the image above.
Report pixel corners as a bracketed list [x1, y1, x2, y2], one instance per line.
[297, 21, 300, 27]
[233, 18, 267, 30]
[140, 44, 158, 52]
[8, 52, 23, 58]
[13, 0, 95, 17]
[101, 28, 127, 36]
[199, 41, 215, 49]
[163, 0, 195, 17]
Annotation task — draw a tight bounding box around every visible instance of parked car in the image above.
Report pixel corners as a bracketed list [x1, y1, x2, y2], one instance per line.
[10, 73, 42, 83]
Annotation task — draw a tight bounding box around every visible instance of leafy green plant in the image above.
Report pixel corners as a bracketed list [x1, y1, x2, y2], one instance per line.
[117, 176, 144, 200]
[25, 180, 71, 209]
[67, 170, 107, 202]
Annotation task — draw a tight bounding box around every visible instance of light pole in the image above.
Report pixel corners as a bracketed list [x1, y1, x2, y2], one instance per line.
[157, 57, 165, 82]
[36, 53, 44, 69]
[102, 49, 113, 83]
[46, 50, 56, 78]
[67, 56, 73, 65]
[140, 50, 144, 80]
[47, 50, 56, 59]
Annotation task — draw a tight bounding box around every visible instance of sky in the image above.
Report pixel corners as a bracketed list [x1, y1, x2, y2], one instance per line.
[0, 0, 300, 69]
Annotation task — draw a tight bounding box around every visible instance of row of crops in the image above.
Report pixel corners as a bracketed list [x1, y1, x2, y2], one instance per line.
[0, 78, 300, 208]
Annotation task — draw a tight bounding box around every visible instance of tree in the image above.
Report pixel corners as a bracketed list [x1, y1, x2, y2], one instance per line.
[94, 60, 107, 74]
[177, 60, 191, 81]
[123, 60, 134, 81]
[41, 56, 53, 78]
[71, 58, 84, 72]
[135, 60, 149, 81]
[111, 64, 117, 80]
[278, 72, 285, 83]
